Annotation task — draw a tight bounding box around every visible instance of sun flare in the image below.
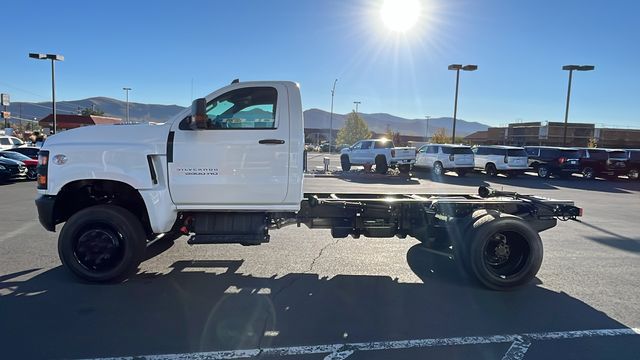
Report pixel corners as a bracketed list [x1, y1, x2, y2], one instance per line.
[380, 0, 421, 32]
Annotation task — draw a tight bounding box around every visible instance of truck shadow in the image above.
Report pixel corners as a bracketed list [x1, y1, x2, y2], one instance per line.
[579, 221, 640, 253]
[337, 172, 421, 185]
[0, 251, 635, 360]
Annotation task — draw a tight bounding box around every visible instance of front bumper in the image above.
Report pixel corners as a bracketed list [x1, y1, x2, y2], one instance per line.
[35, 195, 56, 232]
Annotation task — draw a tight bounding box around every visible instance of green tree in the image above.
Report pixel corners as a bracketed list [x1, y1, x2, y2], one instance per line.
[81, 106, 105, 116]
[336, 111, 371, 145]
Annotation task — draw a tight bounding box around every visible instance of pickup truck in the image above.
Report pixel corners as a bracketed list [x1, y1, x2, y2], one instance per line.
[340, 139, 416, 174]
[35, 80, 581, 290]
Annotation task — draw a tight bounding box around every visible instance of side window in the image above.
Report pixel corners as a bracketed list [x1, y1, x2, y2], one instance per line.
[203, 87, 277, 129]
[426, 146, 435, 154]
[0, 138, 10, 146]
[526, 147, 538, 156]
[361, 141, 372, 150]
[351, 141, 362, 150]
[475, 147, 485, 155]
[418, 146, 427, 153]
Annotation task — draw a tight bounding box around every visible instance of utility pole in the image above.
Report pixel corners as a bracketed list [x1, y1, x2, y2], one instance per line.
[424, 115, 431, 142]
[29, 53, 64, 134]
[329, 79, 337, 151]
[561, 65, 594, 146]
[353, 101, 361, 113]
[123, 87, 132, 122]
[448, 64, 477, 143]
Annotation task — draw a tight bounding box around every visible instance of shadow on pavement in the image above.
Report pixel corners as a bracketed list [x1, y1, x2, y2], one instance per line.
[337, 172, 421, 185]
[0, 247, 636, 360]
[579, 221, 640, 253]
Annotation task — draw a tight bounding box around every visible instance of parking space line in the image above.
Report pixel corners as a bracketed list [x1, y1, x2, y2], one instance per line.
[0, 221, 37, 243]
[83, 327, 639, 360]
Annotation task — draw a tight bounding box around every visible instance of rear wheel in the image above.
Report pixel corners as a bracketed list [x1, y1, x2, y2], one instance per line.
[432, 162, 444, 176]
[466, 213, 543, 290]
[485, 163, 498, 177]
[58, 205, 146, 283]
[398, 164, 411, 174]
[582, 167, 595, 180]
[537, 165, 550, 178]
[340, 155, 351, 172]
[375, 156, 388, 174]
[628, 168, 639, 181]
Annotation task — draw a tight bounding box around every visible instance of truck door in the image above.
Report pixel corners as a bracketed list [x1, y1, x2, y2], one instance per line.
[168, 84, 290, 206]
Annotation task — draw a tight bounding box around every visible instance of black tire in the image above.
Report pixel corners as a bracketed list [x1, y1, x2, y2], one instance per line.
[432, 162, 444, 177]
[537, 165, 550, 178]
[375, 156, 388, 174]
[455, 169, 467, 177]
[340, 155, 351, 172]
[582, 167, 595, 180]
[485, 163, 498, 177]
[58, 205, 146, 283]
[398, 164, 411, 174]
[628, 168, 639, 181]
[26, 168, 37, 181]
[466, 213, 543, 290]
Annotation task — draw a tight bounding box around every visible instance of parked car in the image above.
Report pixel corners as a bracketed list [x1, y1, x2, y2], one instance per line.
[0, 157, 26, 182]
[340, 139, 416, 174]
[577, 148, 628, 180]
[0, 135, 26, 150]
[472, 145, 529, 177]
[415, 144, 474, 176]
[625, 150, 640, 180]
[0, 151, 37, 180]
[524, 146, 581, 178]
[5, 146, 42, 160]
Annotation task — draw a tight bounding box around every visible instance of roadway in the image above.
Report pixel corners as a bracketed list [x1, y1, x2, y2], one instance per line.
[0, 171, 639, 359]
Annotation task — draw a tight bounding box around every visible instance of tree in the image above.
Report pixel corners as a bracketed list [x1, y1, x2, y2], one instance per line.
[430, 128, 449, 144]
[336, 111, 371, 145]
[587, 137, 598, 148]
[81, 106, 105, 116]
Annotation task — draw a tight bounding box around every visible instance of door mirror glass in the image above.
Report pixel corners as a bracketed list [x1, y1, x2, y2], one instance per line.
[190, 98, 208, 129]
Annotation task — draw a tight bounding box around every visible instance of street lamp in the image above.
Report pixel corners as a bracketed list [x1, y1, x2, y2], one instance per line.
[561, 65, 594, 146]
[123, 87, 132, 122]
[448, 64, 477, 143]
[29, 53, 64, 134]
[329, 79, 338, 149]
[353, 101, 361, 113]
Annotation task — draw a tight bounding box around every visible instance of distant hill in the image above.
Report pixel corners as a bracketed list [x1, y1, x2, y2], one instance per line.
[6, 97, 490, 137]
[7, 97, 185, 124]
[303, 109, 489, 137]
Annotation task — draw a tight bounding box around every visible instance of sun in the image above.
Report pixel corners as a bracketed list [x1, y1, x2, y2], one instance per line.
[380, 0, 422, 32]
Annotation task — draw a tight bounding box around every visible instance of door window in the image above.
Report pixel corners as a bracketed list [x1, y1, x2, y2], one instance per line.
[0, 138, 10, 146]
[203, 87, 277, 129]
[351, 141, 362, 150]
[361, 141, 372, 150]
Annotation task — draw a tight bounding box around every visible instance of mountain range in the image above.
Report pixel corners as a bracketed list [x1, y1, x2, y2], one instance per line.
[6, 98, 489, 136]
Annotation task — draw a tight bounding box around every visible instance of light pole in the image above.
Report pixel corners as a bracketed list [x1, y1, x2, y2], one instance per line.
[329, 79, 337, 149]
[29, 53, 64, 134]
[123, 87, 132, 122]
[353, 101, 361, 113]
[424, 115, 431, 142]
[448, 64, 477, 143]
[561, 65, 594, 146]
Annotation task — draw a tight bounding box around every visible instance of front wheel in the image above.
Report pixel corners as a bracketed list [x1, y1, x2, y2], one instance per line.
[628, 168, 639, 181]
[485, 163, 498, 177]
[375, 156, 388, 174]
[537, 165, 550, 178]
[26, 168, 37, 181]
[432, 162, 444, 176]
[582, 167, 595, 180]
[456, 169, 467, 177]
[467, 214, 543, 291]
[58, 205, 146, 283]
[340, 155, 351, 172]
[398, 164, 411, 174]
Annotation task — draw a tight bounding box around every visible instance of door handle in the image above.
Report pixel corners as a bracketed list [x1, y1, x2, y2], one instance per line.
[259, 139, 285, 145]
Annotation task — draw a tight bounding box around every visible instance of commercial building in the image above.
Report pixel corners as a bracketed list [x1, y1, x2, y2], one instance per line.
[39, 114, 121, 132]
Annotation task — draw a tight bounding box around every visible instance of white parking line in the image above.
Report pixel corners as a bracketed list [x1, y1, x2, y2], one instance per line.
[0, 221, 37, 243]
[84, 327, 640, 360]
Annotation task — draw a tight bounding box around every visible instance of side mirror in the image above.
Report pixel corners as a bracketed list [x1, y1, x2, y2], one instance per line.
[190, 98, 208, 129]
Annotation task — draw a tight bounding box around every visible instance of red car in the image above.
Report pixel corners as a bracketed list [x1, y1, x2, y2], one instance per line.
[0, 151, 37, 180]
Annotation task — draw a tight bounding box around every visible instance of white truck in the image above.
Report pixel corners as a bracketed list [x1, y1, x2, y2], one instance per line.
[35, 80, 582, 290]
[339, 139, 416, 174]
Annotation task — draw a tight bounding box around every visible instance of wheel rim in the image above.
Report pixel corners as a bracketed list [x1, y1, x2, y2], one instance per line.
[73, 224, 126, 273]
[629, 169, 639, 180]
[482, 231, 529, 279]
[487, 165, 496, 176]
[434, 163, 442, 175]
[27, 169, 37, 180]
[538, 167, 548, 178]
[583, 168, 594, 179]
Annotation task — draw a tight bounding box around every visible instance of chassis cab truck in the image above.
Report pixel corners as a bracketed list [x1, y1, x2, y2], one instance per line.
[35, 80, 581, 290]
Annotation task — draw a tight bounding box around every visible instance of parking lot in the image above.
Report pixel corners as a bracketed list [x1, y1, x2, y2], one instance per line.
[1, 171, 639, 359]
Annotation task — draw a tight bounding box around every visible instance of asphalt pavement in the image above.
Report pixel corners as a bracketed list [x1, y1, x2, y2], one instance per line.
[0, 171, 639, 359]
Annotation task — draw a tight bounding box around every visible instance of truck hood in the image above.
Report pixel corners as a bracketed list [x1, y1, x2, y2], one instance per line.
[43, 123, 171, 154]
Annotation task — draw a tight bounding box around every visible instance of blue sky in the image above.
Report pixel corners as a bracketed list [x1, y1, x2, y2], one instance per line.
[2, 0, 639, 127]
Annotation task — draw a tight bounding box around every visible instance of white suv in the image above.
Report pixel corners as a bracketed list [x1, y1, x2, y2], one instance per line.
[415, 144, 474, 176]
[473, 145, 529, 177]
